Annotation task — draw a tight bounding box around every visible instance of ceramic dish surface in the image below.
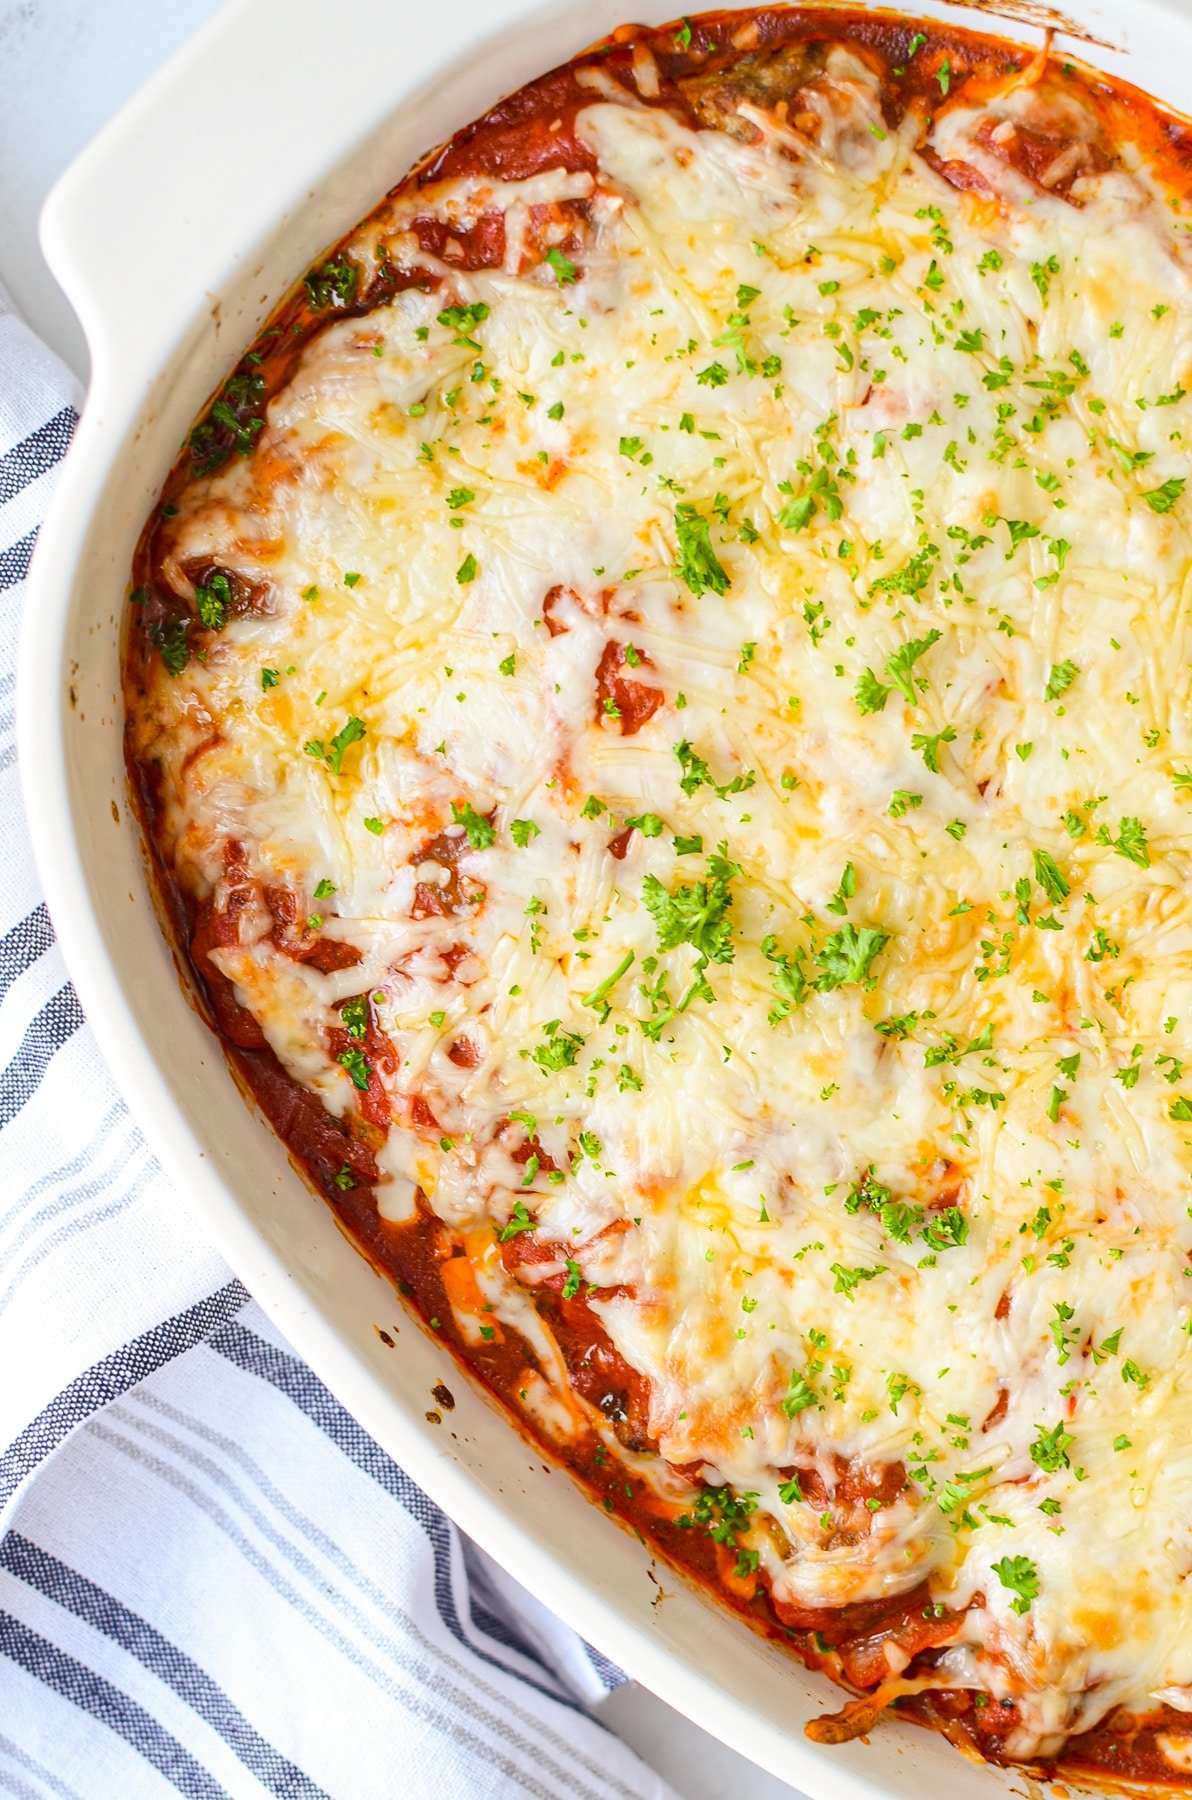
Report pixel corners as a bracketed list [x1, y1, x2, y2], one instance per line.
[23, 1, 1192, 1794]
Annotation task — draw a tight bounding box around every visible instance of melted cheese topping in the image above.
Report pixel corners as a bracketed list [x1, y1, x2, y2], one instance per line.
[128, 44, 1192, 1759]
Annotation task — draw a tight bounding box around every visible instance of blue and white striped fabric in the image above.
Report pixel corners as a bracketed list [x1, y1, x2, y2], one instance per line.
[0, 279, 677, 1800]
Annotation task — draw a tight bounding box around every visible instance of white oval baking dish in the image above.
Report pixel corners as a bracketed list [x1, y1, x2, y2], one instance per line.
[20, 1, 1192, 1792]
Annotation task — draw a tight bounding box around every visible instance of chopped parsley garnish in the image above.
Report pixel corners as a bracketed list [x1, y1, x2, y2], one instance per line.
[781, 1370, 820, 1416]
[1004, 518, 1041, 553]
[921, 1206, 968, 1252]
[1029, 1420, 1073, 1474]
[1032, 849, 1070, 905]
[886, 628, 941, 703]
[304, 715, 366, 776]
[844, 1168, 923, 1243]
[911, 725, 956, 772]
[1108, 437, 1153, 474]
[499, 1200, 537, 1241]
[991, 1554, 1040, 1615]
[675, 1484, 758, 1552]
[190, 371, 266, 470]
[1098, 815, 1150, 868]
[437, 301, 490, 347]
[304, 255, 358, 310]
[1030, 255, 1060, 303]
[814, 924, 890, 991]
[151, 618, 189, 676]
[831, 1261, 886, 1299]
[337, 1048, 371, 1091]
[642, 847, 739, 966]
[860, 626, 943, 716]
[1143, 476, 1185, 514]
[856, 668, 890, 714]
[674, 740, 754, 799]
[582, 950, 635, 1014]
[530, 1021, 585, 1072]
[194, 570, 232, 631]
[762, 936, 809, 1021]
[451, 801, 495, 849]
[544, 247, 577, 286]
[340, 997, 369, 1041]
[673, 503, 730, 597]
[826, 862, 856, 916]
[1050, 1301, 1076, 1366]
[778, 464, 842, 532]
[1044, 660, 1078, 701]
[886, 1372, 913, 1415]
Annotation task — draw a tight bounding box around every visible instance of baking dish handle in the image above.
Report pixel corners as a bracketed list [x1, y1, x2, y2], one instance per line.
[37, 0, 632, 397]
[37, 0, 397, 394]
[39, 0, 266, 391]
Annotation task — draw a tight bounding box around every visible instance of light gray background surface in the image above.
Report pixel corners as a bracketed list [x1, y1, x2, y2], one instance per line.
[0, 1, 807, 1793]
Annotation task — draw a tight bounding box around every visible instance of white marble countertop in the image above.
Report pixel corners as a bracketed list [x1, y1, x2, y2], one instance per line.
[0, 4, 808, 1792]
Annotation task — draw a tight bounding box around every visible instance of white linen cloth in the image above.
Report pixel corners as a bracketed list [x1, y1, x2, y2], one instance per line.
[0, 279, 678, 1800]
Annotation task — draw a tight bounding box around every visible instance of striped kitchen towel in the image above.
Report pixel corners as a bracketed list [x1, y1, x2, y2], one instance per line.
[0, 279, 676, 1800]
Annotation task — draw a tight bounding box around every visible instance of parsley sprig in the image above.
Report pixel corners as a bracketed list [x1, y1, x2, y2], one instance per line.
[856, 629, 940, 712]
[642, 846, 740, 966]
[673, 503, 730, 597]
[305, 716, 366, 776]
[991, 1554, 1039, 1615]
[674, 740, 754, 800]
